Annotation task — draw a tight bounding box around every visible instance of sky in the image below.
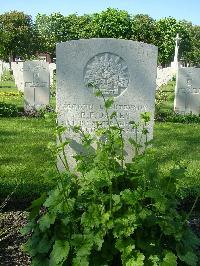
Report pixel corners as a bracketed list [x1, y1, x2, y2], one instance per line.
[0, 0, 200, 25]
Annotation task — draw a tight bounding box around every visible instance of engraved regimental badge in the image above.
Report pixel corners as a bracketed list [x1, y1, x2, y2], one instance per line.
[84, 53, 129, 97]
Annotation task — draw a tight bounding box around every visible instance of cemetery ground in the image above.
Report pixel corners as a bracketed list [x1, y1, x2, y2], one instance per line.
[0, 81, 200, 265]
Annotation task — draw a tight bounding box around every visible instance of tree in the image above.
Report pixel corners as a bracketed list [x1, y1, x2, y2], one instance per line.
[35, 13, 69, 56]
[90, 8, 131, 39]
[155, 17, 191, 66]
[0, 11, 36, 61]
[130, 14, 156, 44]
[184, 23, 200, 66]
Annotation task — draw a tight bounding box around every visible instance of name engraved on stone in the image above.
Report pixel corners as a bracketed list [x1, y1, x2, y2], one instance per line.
[178, 88, 200, 94]
[64, 103, 148, 133]
[84, 52, 129, 97]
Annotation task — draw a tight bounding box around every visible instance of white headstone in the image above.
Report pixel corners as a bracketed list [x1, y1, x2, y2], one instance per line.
[56, 39, 158, 168]
[49, 63, 56, 85]
[23, 61, 50, 111]
[12, 62, 24, 91]
[174, 67, 200, 115]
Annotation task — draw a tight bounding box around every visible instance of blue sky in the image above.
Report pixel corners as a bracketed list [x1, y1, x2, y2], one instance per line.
[1, 0, 199, 25]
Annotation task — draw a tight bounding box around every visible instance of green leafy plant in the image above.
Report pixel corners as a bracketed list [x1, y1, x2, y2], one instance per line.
[0, 70, 14, 82]
[0, 102, 20, 117]
[21, 90, 200, 265]
[155, 110, 200, 123]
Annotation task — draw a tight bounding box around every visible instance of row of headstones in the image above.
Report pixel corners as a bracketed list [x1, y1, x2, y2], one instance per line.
[11, 61, 56, 91]
[1, 39, 199, 168]
[156, 66, 175, 89]
[10, 61, 56, 111]
[0, 61, 10, 76]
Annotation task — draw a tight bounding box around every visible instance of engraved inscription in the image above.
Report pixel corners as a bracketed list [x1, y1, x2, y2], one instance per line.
[178, 88, 200, 94]
[84, 53, 129, 97]
[63, 103, 148, 133]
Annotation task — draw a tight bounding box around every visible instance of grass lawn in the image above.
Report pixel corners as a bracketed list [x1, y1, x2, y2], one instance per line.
[0, 117, 57, 200]
[0, 81, 200, 202]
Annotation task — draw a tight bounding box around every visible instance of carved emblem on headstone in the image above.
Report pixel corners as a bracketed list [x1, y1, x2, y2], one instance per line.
[84, 52, 129, 97]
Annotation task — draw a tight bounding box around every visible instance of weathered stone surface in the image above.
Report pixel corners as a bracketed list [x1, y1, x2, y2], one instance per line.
[56, 38, 158, 168]
[174, 67, 200, 115]
[23, 61, 50, 111]
[49, 63, 56, 85]
[11, 62, 24, 92]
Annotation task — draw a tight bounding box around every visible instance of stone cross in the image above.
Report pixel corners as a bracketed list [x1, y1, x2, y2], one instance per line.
[173, 33, 181, 63]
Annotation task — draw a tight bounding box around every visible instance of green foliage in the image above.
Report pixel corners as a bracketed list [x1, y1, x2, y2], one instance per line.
[130, 14, 156, 44]
[0, 9, 199, 65]
[0, 70, 14, 82]
[155, 17, 192, 66]
[0, 102, 20, 117]
[184, 23, 200, 66]
[90, 8, 131, 39]
[156, 110, 200, 123]
[0, 11, 37, 61]
[22, 94, 200, 265]
[35, 13, 69, 55]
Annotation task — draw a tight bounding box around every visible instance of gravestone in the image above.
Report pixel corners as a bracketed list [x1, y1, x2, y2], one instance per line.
[23, 61, 50, 111]
[56, 38, 158, 168]
[174, 67, 200, 115]
[12, 62, 24, 91]
[49, 63, 56, 85]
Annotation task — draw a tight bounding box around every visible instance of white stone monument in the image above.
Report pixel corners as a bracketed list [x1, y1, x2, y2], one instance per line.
[23, 61, 50, 111]
[171, 33, 181, 73]
[11, 62, 24, 92]
[174, 67, 200, 115]
[49, 63, 56, 85]
[56, 39, 158, 168]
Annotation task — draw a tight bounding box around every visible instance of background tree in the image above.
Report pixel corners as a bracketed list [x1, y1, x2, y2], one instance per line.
[90, 8, 131, 39]
[130, 14, 156, 44]
[155, 17, 191, 66]
[0, 11, 35, 62]
[184, 23, 200, 66]
[64, 14, 93, 40]
[35, 13, 69, 56]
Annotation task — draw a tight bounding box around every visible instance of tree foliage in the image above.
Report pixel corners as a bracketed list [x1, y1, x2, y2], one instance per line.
[0, 9, 199, 66]
[90, 8, 131, 39]
[35, 13, 69, 56]
[155, 17, 191, 66]
[130, 14, 156, 44]
[0, 11, 36, 61]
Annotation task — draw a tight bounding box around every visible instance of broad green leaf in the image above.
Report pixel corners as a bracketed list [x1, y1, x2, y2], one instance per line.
[50, 240, 70, 265]
[105, 98, 114, 109]
[126, 252, 145, 266]
[32, 256, 49, 266]
[178, 251, 198, 266]
[37, 234, 51, 254]
[161, 251, 177, 266]
[39, 212, 56, 232]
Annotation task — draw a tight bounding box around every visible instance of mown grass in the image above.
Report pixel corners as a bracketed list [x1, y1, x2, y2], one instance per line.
[0, 80, 199, 202]
[0, 117, 57, 200]
[158, 79, 175, 112]
[154, 122, 200, 198]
